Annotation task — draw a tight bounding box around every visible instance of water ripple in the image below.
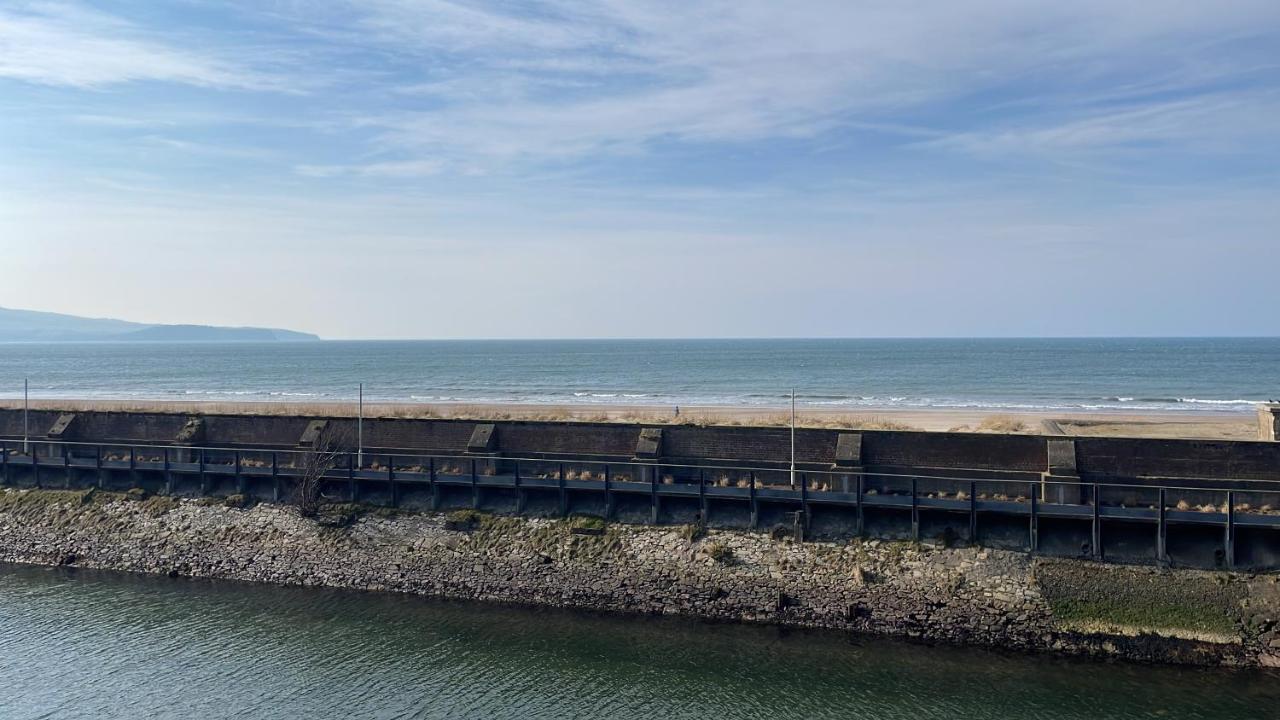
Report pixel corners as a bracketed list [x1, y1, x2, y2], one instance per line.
[0, 565, 1277, 719]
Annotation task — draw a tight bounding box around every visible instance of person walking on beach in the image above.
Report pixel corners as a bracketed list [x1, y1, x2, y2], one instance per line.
[674, 405, 680, 418]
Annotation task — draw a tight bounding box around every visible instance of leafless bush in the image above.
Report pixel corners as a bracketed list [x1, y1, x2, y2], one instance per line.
[291, 425, 353, 517]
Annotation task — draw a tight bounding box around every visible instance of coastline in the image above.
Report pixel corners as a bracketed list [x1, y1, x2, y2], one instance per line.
[2, 490, 1276, 668]
[0, 398, 1258, 439]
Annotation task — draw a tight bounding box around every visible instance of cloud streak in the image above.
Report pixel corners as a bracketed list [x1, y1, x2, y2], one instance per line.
[0, 2, 274, 89]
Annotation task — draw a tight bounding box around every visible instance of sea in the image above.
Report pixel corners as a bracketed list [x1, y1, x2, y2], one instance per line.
[2, 335, 1280, 412]
[0, 337, 1277, 413]
[1, 564, 1276, 720]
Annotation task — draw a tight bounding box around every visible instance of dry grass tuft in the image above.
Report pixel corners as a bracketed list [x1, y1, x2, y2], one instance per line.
[950, 415, 1030, 433]
[0, 399, 929, 432]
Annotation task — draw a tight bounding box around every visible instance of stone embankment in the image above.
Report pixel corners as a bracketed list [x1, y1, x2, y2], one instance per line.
[1, 488, 1278, 667]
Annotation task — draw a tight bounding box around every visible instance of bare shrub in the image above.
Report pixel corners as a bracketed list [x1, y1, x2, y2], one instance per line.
[291, 425, 353, 517]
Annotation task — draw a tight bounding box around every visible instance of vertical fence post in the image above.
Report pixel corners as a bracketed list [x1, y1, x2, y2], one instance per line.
[198, 448, 206, 495]
[558, 461, 567, 517]
[62, 442, 70, 489]
[514, 459, 524, 514]
[1, 441, 8, 486]
[347, 452, 356, 502]
[1092, 481, 1102, 560]
[1028, 481, 1038, 552]
[855, 473, 864, 537]
[650, 463, 659, 524]
[603, 464, 612, 520]
[388, 454, 397, 508]
[968, 480, 977, 544]
[163, 447, 172, 495]
[698, 468, 707, 522]
[96, 445, 103, 489]
[429, 457, 438, 510]
[31, 446, 39, 488]
[471, 457, 479, 510]
[1225, 490, 1236, 570]
[800, 471, 809, 531]
[234, 450, 244, 496]
[749, 471, 758, 529]
[272, 452, 280, 503]
[910, 477, 919, 541]
[1156, 487, 1167, 563]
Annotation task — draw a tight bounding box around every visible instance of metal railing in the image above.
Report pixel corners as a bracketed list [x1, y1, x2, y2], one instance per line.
[2, 437, 1279, 568]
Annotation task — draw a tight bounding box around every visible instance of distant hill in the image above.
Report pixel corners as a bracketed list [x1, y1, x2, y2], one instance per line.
[0, 307, 319, 342]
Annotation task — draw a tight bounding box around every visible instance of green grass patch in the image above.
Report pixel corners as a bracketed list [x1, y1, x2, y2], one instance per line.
[1049, 597, 1237, 636]
[569, 515, 606, 532]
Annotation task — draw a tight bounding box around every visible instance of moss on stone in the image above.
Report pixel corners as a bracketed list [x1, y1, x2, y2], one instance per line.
[141, 495, 180, 516]
[1048, 597, 1237, 636]
[1035, 558, 1245, 637]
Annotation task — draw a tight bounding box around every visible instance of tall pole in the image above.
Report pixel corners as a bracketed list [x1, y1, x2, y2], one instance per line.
[790, 388, 796, 488]
[357, 382, 364, 468]
[23, 378, 29, 454]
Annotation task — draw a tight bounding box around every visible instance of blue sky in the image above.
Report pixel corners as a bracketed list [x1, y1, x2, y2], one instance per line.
[2, 0, 1278, 338]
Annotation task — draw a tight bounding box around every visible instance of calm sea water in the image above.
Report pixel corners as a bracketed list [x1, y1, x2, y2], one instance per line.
[1, 564, 1276, 719]
[0, 338, 1277, 413]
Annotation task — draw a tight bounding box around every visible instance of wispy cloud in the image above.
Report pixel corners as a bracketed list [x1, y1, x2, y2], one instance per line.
[312, 0, 1280, 167]
[0, 2, 275, 89]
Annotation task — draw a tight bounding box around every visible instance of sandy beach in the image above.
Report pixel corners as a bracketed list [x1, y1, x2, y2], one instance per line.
[0, 398, 1261, 440]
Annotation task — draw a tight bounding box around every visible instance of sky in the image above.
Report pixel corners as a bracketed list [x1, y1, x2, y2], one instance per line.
[2, 1, 1278, 339]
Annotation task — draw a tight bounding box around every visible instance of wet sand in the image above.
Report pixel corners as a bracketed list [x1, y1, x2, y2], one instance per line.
[0, 399, 1260, 440]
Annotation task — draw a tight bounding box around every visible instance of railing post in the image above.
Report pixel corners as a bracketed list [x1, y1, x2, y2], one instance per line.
[470, 458, 479, 510]
[32, 446, 40, 488]
[855, 473, 864, 537]
[558, 461, 567, 517]
[514, 459, 524, 514]
[749, 470, 758, 529]
[1028, 481, 1038, 552]
[603, 464, 612, 520]
[62, 442, 70, 489]
[347, 452, 356, 502]
[910, 477, 918, 541]
[198, 448, 206, 495]
[699, 468, 707, 522]
[234, 450, 244, 496]
[1225, 490, 1236, 570]
[800, 471, 810, 532]
[163, 447, 172, 495]
[388, 454, 397, 508]
[272, 452, 280, 503]
[968, 480, 977, 544]
[95, 445, 103, 489]
[650, 463, 659, 524]
[1, 441, 8, 486]
[1157, 487, 1167, 563]
[429, 457, 439, 510]
[1092, 481, 1102, 560]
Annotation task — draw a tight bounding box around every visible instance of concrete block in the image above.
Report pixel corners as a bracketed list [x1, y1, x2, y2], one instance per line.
[1046, 438, 1077, 474]
[635, 428, 663, 459]
[1259, 404, 1280, 442]
[834, 433, 863, 467]
[298, 420, 329, 448]
[467, 424, 497, 453]
[46, 413, 77, 439]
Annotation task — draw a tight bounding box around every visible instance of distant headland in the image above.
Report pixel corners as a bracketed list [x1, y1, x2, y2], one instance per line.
[0, 306, 319, 342]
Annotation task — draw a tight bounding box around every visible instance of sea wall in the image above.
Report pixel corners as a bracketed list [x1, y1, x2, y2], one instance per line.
[2, 487, 1278, 668]
[5, 407, 1280, 481]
